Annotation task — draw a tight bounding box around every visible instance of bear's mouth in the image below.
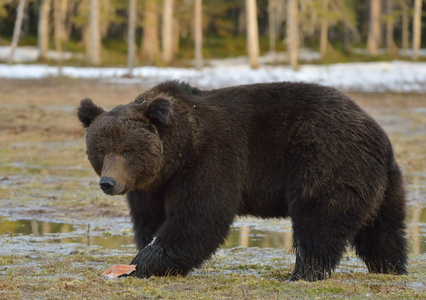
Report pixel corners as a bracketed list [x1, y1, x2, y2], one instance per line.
[99, 177, 128, 195]
[116, 187, 127, 195]
[111, 185, 127, 195]
[102, 186, 127, 196]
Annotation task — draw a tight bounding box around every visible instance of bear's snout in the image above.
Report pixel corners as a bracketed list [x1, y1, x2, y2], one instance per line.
[100, 177, 116, 195]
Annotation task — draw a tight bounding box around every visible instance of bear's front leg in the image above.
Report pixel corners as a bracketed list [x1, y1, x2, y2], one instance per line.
[129, 217, 234, 277]
[129, 241, 186, 277]
[129, 182, 238, 278]
[127, 190, 165, 250]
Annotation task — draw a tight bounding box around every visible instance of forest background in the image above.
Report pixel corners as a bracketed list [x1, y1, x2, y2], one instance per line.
[0, 0, 425, 72]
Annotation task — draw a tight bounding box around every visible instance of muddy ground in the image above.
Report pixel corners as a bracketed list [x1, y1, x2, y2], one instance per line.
[0, 78, 425, 299]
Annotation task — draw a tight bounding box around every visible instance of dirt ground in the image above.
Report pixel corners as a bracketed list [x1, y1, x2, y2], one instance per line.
[1, 78, 425, 219]
[0, 78, 425, 299]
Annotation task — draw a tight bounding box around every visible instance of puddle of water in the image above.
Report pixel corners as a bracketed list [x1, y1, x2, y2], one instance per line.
[224, 205, 426, 255]
[0, 206, 424, 254]
[224, 226, 293, 251]
[0, 218, 135, 253]
[413, 107, 426, 114]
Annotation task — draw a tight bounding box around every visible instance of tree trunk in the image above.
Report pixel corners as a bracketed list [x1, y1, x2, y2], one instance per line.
[53, 0, 62, 71]
[61, 0, 69, 46]
[54, 0, 67, 73]
[127, 0, 137, 76]
[8, 0, 27, 64]
[268, 0, 277, 53]
[287, 0, 298, 70]
[88, 0, 101, 66]
[38, 0, 52, 60]
[401, 0, 409, 52]
[320, 0, 329, 58]
[246, 0, 259, 69]
[141, 0, 160, 63]
[385, 0, 398, 55]
[413, 0, 422, 60]
[367, 0, 381, 56]
[162, 0, 174, 64]
[194, 0, 203, 69]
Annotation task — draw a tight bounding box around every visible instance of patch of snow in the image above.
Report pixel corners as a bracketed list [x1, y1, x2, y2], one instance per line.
[354, 47, 426, 57]
[0, 46, 84, 63]
[1, 55, 426, 93]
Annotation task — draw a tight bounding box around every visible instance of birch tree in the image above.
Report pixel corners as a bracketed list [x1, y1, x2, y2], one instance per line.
[162, 0, 174, 64]
[287, 0, 298, 70]
[319, 0, 329, 58]
[413, 0, 423, 60]
[53, 0, 67, 70]
[8, 0, 27, 64]
[127, 0, 136, 75]
[246, 0, 259, 69]
[401, 0, 409, 52]
[88, 0, 101, 65]
[141, 0, 160, 63]
[38, 0, 52, 60]
[194, 0, 203, 69]
[367, 0, 381, 56]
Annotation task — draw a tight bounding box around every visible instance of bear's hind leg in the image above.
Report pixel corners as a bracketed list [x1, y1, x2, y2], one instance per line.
[289, 205, 360, 281]
[353, 210, 408, 275]
[353, 223, 408, 275]
[353, 165, 408, 275]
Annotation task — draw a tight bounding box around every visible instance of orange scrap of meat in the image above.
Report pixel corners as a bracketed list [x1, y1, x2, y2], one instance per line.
[101, 264, 137, 279]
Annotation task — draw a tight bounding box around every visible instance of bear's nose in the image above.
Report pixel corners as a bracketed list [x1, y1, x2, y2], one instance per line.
[100, 177, 116, 194]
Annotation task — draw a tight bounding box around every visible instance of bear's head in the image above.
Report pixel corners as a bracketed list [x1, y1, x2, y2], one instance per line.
[77, 96, 173, 195]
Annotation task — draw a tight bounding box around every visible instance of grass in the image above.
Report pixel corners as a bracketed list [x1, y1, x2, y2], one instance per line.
[0, 250, 424, 299]
[0, 78, 425, 299]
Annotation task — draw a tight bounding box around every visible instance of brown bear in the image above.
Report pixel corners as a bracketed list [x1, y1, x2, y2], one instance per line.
[77, 81, 408, 281]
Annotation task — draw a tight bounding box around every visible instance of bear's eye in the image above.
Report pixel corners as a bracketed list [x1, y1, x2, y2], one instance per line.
[122, 150, 130, 157]
[99, 151, 105, 158]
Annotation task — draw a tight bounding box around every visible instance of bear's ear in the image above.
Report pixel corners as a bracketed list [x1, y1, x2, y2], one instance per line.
[146, 96, 173, 126]
[78, 98, 105, 128]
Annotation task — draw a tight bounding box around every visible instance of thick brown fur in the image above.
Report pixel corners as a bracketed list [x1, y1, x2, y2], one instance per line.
[78, 81, 408, 281]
